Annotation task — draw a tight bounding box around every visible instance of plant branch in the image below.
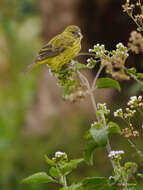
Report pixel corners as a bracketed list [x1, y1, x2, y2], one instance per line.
[77, 71, 99, 120]
[77, 70, 115, 169]
[60, 175, 68, 189]
[92, 65, 104, 89]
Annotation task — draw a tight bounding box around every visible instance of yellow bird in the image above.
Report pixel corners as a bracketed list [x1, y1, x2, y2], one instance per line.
[23, 25, 83, 73]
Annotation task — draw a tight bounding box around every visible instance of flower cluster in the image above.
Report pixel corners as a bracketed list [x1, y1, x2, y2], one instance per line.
[135, 14, 143, 28]
[52, 151, 68, 162]
[108, 150, 124, 159]
[114, 106, 136, 120]
[86, 57, 97, 69]
[55, 151, 66, 158]
[65, 89, 87, 102]
[91, 121, 98, 127]
[114, 96, 142, 138]
[97, 103, 110, 115]
[113, 42, 129, 59]
[114, 96, 143, 120]
[103, 43, 129, 80]
[122, 127, 139, 138]
[127, 95, 143, 108]
[124, 108, 136, 119]
[89, 44, 106, 57]
[122, 3, 135, 15]
[122, 1, 143, 31]
[114, 108, 124, 118]
[128, 31, 143, 54]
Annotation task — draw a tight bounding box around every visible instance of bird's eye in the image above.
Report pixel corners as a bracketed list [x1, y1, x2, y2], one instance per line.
[72, 31, 76, 34]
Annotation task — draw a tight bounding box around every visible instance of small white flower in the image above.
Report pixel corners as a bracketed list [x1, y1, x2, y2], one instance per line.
[116, 42, 124, 48]
[108, 150, 124, 158]
[87, 58, 90, 63]
[87, 63, 90, 67]
[114, 108, 123, 117]
[138, 96, 142, 101]
[126, 53, 129, 57]
[55, 151, 65, 158]
[127, 96, 137, 106]
[91, 121, 98, 127]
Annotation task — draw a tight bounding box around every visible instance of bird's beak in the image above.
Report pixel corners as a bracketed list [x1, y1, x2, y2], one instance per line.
[78, 32, 83, 40]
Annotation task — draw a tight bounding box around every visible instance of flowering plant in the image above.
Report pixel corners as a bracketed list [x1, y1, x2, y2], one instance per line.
[21, 0, 143, 189]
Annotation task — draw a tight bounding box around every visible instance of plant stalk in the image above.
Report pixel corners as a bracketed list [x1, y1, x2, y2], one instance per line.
[78, 70, 115, 168]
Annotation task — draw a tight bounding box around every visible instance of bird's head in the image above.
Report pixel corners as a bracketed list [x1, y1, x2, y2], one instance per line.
[64, 25, 83, 41]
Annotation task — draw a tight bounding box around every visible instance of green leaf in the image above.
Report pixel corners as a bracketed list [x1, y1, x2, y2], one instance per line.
[44, 155, 55, 166]
[75, 62, 88, 70]
[127, 67, 136, 74]
[90, 127, 108, 147]
[82, 177, 108, 190]
[97, 78, 120, 91]
[83, 141, 98, 165]
[21, 172, 55, 184]
[60, 158, 84, 175]
[49, 167, 61, 178]
[59, 183, 82, 190]
[108, 122, 121, 134]
[63, 80, 76, 96]
[137, 173, 143, 178]
[137, 73, 143, 79]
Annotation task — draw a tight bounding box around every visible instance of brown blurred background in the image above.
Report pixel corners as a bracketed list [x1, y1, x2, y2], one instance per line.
[0, 0, 143, 189]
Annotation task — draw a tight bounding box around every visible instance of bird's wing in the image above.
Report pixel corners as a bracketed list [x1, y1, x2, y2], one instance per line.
[23, 36, 74, 74]
[37, 35, 74, 61]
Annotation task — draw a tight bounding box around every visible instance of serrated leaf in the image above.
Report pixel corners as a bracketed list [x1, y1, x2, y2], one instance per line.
[97, 78, 120, 91]
[82, 177, 108, 190]
[49, 167, 61, 178]
[60, 158, 84, 175]
[44, 155, 55, 166]
[108, 122, 121, 134]
[83, 141, 98, 165]
[90, 127, 108, 147]
[75, 63, 88, 70]
[21, 172, 55, 184]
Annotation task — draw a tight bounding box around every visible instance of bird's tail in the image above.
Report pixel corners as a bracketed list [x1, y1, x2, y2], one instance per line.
[22, 57, 39, 75]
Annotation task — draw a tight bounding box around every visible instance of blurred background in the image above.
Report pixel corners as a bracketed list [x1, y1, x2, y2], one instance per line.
[0, 0, 143, 189]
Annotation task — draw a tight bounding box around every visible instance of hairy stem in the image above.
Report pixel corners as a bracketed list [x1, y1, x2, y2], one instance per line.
[92, 65, 104, 89]
[77, 70, 115, 168]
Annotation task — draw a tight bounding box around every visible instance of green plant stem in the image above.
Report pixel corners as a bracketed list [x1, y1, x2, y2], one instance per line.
[133, 76, 143, 87]
[77, 71, 99, 120]
[92, 65, 104, 89]
[126, 70, 143, 87]
[77, 70, 115, 169]
[129, 14, 143, 31]
[60, 175, 67, 189]
[138, 0, 143, 14]
[128, 139, 143, 163]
